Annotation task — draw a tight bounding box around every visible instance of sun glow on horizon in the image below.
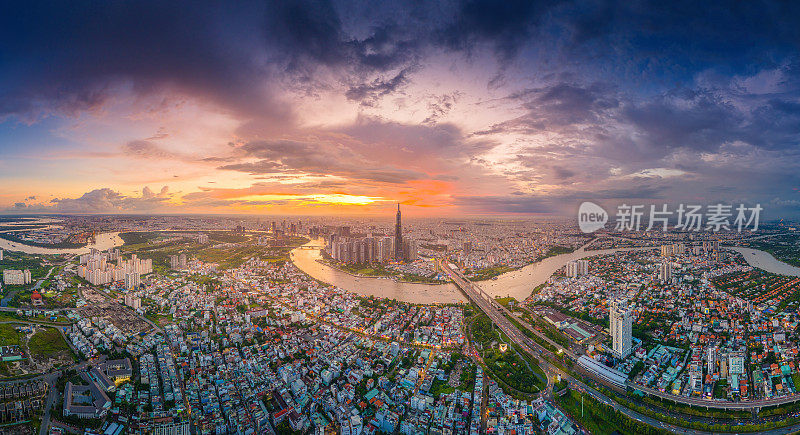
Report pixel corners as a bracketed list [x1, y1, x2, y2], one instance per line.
[234, 193, 386, 206]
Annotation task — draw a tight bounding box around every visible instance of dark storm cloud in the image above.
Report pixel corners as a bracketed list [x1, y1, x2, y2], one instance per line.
[621, 84, 800, 156]
[452, 195, 555, 214]
[454, 181, 665, 214]
[0, 1, 432, 121]
[548, 1, 800, 79]
[441, 0, 560, 62]
[0, 1, 286, 121]
[4, 0, 798, 121]
[477, 82, 619, 135]
[4, 0, 800, 215]
[345, 69, 412, 106]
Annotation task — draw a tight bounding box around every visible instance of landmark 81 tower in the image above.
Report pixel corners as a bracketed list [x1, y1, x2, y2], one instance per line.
[394, 203, 403, 260]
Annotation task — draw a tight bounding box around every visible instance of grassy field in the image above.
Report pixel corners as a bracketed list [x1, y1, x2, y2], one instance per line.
[543, 245, 575, 258]
[28, 327, 76, 362]
[145, 312, 174, 326]
[0, 324, 22, 346]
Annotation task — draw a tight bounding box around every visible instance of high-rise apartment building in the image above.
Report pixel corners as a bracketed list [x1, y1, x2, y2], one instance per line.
[659, 262, 672, 283]
[566, 260, 589, 278]
[3, 269, 31, 285]
[609, 298, 633, 358]
[124, 272, 140, 289]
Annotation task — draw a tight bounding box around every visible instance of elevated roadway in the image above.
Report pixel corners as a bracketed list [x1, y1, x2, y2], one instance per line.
[441, 260, 800, 433]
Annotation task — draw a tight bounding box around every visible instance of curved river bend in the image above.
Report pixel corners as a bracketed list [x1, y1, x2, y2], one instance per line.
[290, 239, 657, 304]
[728, 246, 800, 277]
[292, 239, 800, 304]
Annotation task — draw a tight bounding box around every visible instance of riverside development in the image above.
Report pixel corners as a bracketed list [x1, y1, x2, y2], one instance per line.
[1, 214, 800, 435]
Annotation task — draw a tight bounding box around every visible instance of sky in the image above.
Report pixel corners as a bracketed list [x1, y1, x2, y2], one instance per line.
[2, 0, 800, 218]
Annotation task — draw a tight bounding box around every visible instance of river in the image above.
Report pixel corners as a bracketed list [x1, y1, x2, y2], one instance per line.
[0, 232, 124, 255]
[728, 246, 800, 277]
[290, 242, 466, 304]
[476, 244, 656, 300]
[291, 238, 800, 304]
[290, 239, 658, 303]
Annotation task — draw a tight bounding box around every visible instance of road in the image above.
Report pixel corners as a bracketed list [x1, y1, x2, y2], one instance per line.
[630, 381, 800, 410]
[440, 261, 800, 435]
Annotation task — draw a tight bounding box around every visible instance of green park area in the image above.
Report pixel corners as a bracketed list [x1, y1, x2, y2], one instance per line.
[746, 233, 800, 267]
[470, 312, 546, 395]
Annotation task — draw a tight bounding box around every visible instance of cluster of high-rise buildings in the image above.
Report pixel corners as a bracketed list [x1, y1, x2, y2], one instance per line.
[169, 253, 188, 270]
[77, 248, 152, 288]
[661, 241, 721, 259]
[659, 262, 672, 282]
[325, 205, 418, 264]
[659, 241, 723, 283]
[327, 236, 419, 264]
[566, 259, 589, 277]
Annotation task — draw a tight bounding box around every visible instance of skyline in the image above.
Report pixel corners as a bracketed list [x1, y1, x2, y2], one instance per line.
[2, 1, 800, 218]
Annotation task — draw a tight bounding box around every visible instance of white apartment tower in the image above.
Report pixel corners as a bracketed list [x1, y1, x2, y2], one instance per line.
[566, 259, 589, 278]
[609, 298, 633, 358]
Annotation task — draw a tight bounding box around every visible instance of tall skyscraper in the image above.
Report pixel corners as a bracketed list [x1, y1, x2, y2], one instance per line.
[394, 203, 403, 260]
[609, 298, 633, 358]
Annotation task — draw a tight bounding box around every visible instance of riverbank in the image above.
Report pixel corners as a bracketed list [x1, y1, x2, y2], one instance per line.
[315, 257, 446, 285]
[728, 246, 800, 277]
[290, 241, 466, 304]
[294, 239, 800, 305]
[0, 232, 123, 255]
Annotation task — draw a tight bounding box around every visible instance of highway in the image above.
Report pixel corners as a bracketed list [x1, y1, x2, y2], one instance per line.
[630, 381, 800, 410]
[440, 261, 800, 435]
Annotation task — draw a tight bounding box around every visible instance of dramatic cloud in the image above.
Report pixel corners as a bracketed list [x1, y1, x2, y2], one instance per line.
[10, 187, 173, 213]
[2, 1, 800, 216]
